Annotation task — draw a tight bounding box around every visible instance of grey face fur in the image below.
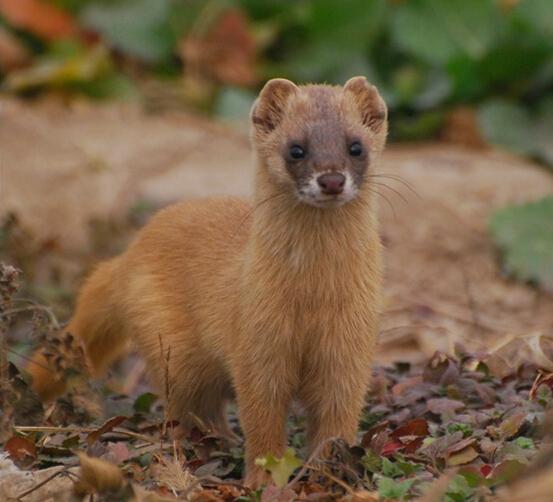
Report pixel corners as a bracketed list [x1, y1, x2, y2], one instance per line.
[251, 77, 388, 209]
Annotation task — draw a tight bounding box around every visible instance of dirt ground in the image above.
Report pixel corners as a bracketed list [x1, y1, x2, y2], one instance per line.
[2, 97, 553, 363]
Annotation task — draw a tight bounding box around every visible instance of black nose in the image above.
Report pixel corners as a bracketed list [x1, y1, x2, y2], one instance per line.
[317, 173, 345, 195]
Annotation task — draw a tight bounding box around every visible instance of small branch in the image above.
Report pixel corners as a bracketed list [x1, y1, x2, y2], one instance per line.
[13, 425, 156, 444]
[16, 467, 68, 501]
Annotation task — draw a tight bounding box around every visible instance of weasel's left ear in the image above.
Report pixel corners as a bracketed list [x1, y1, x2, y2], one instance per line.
[251, 78, 299, 134]
[343, 76, 387, 133]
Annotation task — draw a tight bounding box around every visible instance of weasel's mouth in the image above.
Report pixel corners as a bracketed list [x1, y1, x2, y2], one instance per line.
[297, 191, 353, 208]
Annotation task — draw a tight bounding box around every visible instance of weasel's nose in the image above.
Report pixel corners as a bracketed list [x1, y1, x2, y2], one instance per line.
[317, 173, 345, 195]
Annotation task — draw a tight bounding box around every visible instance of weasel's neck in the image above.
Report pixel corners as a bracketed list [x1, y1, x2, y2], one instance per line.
[246, 170, 379, 272]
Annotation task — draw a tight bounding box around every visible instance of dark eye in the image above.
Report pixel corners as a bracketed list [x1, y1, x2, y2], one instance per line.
[349, 141, 363, 157]
[289, 145, 306, 160]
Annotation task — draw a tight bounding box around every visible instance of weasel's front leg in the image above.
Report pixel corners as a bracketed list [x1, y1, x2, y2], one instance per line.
[234, 350, 297, 487]
[301, 341, 374, 457]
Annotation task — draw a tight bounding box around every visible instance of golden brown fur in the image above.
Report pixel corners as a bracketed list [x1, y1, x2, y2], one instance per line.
[28, 77, 388, 486]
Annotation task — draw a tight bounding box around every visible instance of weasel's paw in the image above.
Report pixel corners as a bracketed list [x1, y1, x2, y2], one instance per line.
[245, 466, 272, 489]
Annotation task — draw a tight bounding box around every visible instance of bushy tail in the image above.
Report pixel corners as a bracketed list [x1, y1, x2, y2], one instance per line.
[28, 257, 129, 401]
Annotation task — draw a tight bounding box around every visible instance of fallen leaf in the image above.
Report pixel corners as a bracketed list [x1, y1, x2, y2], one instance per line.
[391, 418, 429, 439]
[106, 442, 131, 463]
[255, 448, 302, 487]
[447, 446, 479, 466]
[480, 464, 493, 478]
[4, 436, 37, 469]
[496, 412, 528, 440]
[261, 484, 296, 502]
[76, 451, 125, 493]
[427, 398, 465, 419]
[423, 352, 460, 385]
[87, 415, 128, 446]
[381, 439, 404, 457]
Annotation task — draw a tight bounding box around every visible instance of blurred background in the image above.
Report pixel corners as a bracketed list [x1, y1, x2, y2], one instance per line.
[1, 0, 552, 362]
[0, 0, 551, 151]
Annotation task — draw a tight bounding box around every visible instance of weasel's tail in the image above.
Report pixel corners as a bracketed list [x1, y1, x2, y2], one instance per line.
[28, 257, 129, 401]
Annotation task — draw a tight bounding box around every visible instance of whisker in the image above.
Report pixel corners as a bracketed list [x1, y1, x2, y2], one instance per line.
[367, 187, 397, 219]
[232, 192, 285, 237]
[369, 181, 409, 205]
[369, 173, 421, 199]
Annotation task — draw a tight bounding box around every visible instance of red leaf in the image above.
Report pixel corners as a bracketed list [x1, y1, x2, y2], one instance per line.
[381, 440, 404, 457]
[423, 352, 460, 385]
[0, 0, 78, 41]
[361, 420, 389, 447]
[480, 464, 493, 478]
[5, 436, 37, 468]
[390, 418, 429, 439]
[87, 416, 128, 446]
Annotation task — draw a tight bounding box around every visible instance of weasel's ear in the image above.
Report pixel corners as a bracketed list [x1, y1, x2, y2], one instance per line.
[251, 78, 298, 134]
[343, 76, 387, 133]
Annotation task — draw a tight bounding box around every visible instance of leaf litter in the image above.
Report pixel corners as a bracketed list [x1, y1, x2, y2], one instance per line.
[2, 264, 553, 501]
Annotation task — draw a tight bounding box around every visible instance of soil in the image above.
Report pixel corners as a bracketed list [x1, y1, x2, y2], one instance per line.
[1, 96, 553, 362]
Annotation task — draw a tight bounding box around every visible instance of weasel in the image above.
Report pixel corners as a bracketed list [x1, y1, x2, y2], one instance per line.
[29, 76, 388, 486]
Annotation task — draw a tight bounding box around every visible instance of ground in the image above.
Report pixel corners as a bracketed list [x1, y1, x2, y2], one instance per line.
[2, 97, 553, 361]
[1, 97, 553, 501]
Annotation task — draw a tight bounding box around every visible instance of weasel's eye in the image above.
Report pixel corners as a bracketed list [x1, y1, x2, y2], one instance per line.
[289, 145, 306, 160]
[349, 141, 363, 157]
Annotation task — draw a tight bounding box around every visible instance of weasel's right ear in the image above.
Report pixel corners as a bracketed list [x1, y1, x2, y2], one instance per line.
[251, 78, 298, 134]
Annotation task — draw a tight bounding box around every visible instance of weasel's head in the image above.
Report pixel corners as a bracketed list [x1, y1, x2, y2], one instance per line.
[250, 76, 388, 208]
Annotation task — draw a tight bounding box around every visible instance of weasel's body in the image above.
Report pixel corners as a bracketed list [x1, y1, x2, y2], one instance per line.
[30, 77, 388, 485]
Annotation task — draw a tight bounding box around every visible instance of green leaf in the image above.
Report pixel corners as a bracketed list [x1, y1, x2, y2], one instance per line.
[377, 477, 415, 500]
[478, 100, 536, 156]
[489, 196, 553, 291]
[133, 392, 158, 413]
[391, 0, 500, 65]
[447, 423, 473, 438]
[445, 474, 475, 502]
[513, 437, 535, 450]
[514, 0, 553, 40]
[361, 450, 382, 473]
[279, 0, 385, 83]
[381, 457, 404, 478]
[478, 98, 553, 166]
[80, 0, 174, 63]
[255, 448, 302, 487]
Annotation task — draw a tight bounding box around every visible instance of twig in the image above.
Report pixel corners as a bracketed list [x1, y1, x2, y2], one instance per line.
[16, 467, 68, 501]
[13, 425, 156, 444]
[5, 300, 60, 329]
[285, 437, 338, 489]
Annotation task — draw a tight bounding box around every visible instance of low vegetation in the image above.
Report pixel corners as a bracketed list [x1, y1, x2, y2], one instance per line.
[2, 263, 553, 501]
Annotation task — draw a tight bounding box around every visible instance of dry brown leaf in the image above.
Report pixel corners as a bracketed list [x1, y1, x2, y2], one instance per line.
[498, 412, 528, 440]
[0, 0, 78, 41]
[87, 415, 128, 446]
[153, 456, 199, 496]
[4, 436, 37, 469]
[487, 332, 553, 376]
[76, 451, 124, 493]
[179, 8, 257, 86]
[447, 445, 479, 466]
